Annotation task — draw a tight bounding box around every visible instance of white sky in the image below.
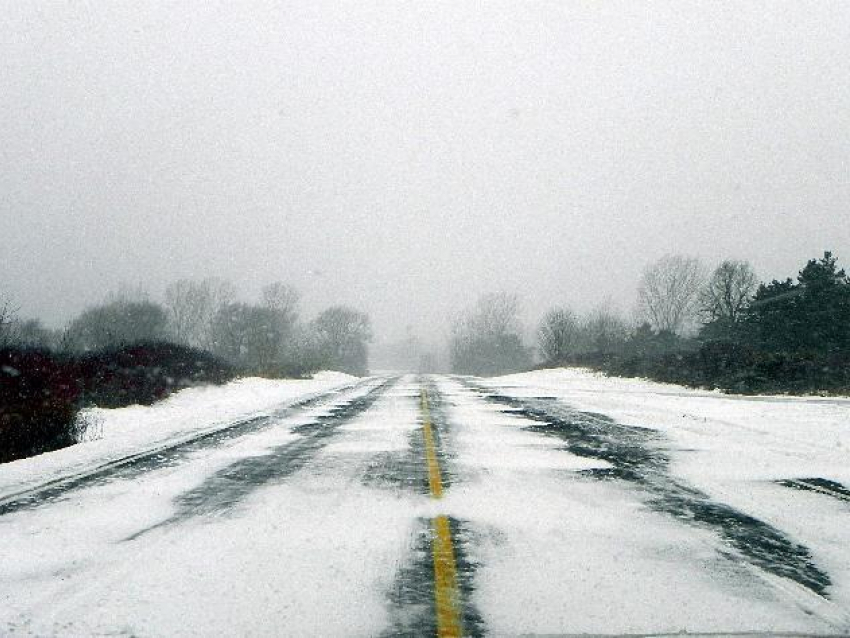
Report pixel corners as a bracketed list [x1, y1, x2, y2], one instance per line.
[2, 1, 849, 343]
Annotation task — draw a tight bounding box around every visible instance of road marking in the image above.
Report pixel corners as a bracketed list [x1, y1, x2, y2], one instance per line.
[432, 515, 462, 637]
[420, 388, 463, 638]
[421, 390, 444, 499]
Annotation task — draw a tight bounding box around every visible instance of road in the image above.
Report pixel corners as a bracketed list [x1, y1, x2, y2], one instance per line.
[2, 374, 850, 636]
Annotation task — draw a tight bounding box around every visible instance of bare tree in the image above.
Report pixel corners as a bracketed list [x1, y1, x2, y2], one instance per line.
[261, 282, 300, 358]
[261, 282, 300, 327]
[637, 255, 706, 335]
[472, 292, 523, 338]
[583, 304, 629, 354]
[312, 306, 372, 375]
[537, 307, 581, 363]
[209, 303, 283, 372]
[165, 280, 208, 346]
[699, 260, 757, 323]
[0, 295, 18, 347]
[281, 323, 327, 376]
[449, 292, 531, 375]
[106, 283, 151, 304]
[15, 319, 54, 349]
[66, 299, 169, 351]
[54, 322, 77, 354]
[164, 278, 235, 348]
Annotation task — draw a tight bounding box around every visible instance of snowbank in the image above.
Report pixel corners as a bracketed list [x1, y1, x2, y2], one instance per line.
[486, 366, 850, 484]
[479, 367, 850, 623]
[0, 372, 356, 498]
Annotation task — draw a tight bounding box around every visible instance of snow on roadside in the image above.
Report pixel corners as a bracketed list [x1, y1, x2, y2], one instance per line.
[478, 367, 850, 625]
[485, 367, 850, 484]
[0, 371, 357, 498]
[1, 377, 419, 637]
[434, 376, 843, 635]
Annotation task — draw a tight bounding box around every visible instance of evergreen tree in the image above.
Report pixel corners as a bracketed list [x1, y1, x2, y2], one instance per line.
[740, 252, 850, 355]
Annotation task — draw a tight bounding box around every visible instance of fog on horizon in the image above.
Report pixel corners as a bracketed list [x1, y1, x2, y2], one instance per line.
[2, 2, 849, 353]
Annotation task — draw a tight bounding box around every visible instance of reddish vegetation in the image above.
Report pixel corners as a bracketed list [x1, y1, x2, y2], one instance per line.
[0, 343, 232, 464]
[0, 349, 80, 463]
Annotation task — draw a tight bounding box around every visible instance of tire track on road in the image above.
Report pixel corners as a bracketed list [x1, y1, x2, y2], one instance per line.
[779, 478, 850, 504]
[124, 378, 398, 537]
[0, 379, 373, 518]
[460, 379, 834, 602]
[381, 379, 484, 638]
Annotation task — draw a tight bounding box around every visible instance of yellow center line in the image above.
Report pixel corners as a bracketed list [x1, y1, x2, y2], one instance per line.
[420, 388, 463, 638]
[421, 391, 444, 499]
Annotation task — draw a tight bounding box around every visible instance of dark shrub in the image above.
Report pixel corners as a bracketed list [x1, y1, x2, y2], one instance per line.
[74, 342, 233, 408]
[1, 342, 234, 464]
[0, 348, 80, 463]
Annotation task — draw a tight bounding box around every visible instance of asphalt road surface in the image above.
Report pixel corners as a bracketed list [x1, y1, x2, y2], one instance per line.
[2, 375, 849, 636]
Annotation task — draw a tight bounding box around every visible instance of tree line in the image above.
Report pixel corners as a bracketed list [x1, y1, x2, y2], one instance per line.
[1, 278, 373, 463]
[1, 278, 372, 377]
[450, 251, 850, 394]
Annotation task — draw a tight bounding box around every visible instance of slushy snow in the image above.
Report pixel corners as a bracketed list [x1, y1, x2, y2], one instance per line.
[2, 369, 849, 635]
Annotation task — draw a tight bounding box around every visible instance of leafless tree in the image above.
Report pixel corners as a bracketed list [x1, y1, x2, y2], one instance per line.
[281, 323, 327, 376]
[537, 307, 581, 363]
[15, 319, 54, 349]
[165, 280, 208, 346]
[106, 283, 151, 304]
[261, 282, 300, 326]
[637, 255, 706, 335]
[0, 295, 19, 347]
[261, 282, 300, 358]
[583, 304, 629, 354]
[449, 292, 530, 375]
[209, 303, 283, 372]
[472, 292, 523, 338]
[164, 278, 235, 348]
[66, 299, 169, 351]
[54, 322, 77, 354]
[312, 306, 372, 375]
[699, 260, 758, 323]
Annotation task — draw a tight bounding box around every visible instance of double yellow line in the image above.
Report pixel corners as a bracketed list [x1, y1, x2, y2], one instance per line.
[420, 388, 463, 638]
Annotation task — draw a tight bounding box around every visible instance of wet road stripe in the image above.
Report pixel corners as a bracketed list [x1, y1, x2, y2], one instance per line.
[420, 388, 463, 638]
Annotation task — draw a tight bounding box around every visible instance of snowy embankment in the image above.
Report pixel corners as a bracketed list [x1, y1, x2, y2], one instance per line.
[478, 367, 850, 626]
[486, 367, 850, 484]
[0, 376, 411, 637]
[0, 372, 355, 498]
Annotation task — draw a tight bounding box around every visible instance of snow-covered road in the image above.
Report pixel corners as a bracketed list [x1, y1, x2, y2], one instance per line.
[2, 370, 850, 636]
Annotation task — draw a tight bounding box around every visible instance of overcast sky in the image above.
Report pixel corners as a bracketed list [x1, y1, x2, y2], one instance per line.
[2, 1, 849, 344]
